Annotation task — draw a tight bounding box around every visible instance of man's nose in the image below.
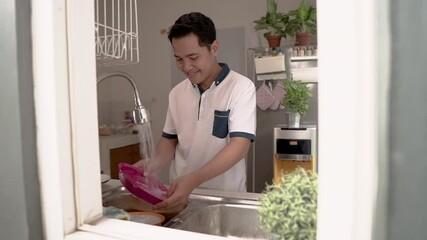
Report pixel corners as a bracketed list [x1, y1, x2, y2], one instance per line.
[181, 60, 193, 72]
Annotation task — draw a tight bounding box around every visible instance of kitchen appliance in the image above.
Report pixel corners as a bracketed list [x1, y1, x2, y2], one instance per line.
[273, 124, 317, 184]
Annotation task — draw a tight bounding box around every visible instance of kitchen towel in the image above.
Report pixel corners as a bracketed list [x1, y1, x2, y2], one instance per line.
[256, 81, 275, 110]
[270, 81, 285, 110]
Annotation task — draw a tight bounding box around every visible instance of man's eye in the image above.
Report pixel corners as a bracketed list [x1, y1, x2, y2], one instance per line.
[189, 56, 198, 61]
[176, 58, 183, 62]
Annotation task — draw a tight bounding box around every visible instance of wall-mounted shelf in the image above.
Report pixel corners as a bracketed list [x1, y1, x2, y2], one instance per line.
[254, 54, 286, 81]
[291, 67, 318, 83]
[248, 47, 318, 82]
[290, 56, 318, 62]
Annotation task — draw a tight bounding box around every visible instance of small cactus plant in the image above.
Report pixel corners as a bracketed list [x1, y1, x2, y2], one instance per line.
[258, 167, 318, 240]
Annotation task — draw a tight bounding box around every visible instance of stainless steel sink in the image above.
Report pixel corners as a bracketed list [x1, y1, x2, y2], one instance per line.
[103, 186, 274, 239]
[163, 194, 274, 239]
[102, 186, 185, 223]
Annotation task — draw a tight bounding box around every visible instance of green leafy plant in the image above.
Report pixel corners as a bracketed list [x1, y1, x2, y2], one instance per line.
[253, 0, 290, 39]
[283, 80, 312, 116]
[286, 0, 317, 36]
[258, 167, 318, 240]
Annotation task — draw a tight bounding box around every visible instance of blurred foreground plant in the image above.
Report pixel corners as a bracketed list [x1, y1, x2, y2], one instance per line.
[258, 167, 318, 240]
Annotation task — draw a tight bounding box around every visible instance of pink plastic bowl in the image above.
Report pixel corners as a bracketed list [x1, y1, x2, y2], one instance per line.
[118, 163, 168, 205]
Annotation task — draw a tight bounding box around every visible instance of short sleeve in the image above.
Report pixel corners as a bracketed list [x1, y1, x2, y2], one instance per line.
[228, 79, 256, 140]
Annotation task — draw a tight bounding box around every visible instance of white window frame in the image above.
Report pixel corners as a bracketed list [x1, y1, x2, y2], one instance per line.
[316, 0, 389, 239]
[32, 0, 389, 240]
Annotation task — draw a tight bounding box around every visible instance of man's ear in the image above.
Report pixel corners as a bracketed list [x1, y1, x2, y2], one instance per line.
[210, 40, 219, 56]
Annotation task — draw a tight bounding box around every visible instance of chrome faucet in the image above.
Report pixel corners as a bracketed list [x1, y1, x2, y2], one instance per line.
[97, 71, 149, 124]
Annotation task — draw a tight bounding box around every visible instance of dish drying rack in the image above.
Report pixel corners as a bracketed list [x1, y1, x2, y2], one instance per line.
[95, 0, 139, 66]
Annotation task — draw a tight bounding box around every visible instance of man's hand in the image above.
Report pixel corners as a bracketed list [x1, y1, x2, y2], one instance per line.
[133, 159, 163, 177]
[153, 173, 200, 210]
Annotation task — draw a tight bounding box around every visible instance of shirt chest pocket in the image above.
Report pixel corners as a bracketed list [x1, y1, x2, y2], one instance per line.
[212, 110, 230, 138]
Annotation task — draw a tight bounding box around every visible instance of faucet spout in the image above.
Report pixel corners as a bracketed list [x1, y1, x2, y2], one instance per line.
[97, 71, 149, 124]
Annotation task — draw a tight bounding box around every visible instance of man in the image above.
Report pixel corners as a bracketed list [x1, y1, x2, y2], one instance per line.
[135, 12, 256, 210]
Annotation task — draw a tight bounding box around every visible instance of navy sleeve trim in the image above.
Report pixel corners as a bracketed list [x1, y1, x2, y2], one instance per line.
[230, 132, 256, 142]
[162, 132, 178, 139]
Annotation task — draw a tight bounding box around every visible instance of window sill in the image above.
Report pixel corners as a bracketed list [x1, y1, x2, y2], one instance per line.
[65, 218, 224, 240]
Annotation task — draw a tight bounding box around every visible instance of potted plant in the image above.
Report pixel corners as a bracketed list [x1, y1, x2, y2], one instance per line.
[253, 0, 289, 48]
[258, 167, 318, 240]
[283, 79, 312, 128]
[286, 0, 317, 46]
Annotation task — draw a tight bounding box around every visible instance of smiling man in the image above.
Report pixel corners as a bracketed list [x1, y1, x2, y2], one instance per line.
[135, 12, 256, 210]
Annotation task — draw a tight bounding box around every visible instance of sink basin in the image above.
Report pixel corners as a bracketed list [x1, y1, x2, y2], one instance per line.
[103, 186, 274, 239]
[102, 186, 185, 223]
[163, 194, 274, 239]
[166, 203, 273, 239]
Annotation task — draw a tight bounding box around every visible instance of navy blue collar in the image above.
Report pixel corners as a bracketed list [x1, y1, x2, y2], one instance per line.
[194, 63, 230, 93]
[214, 63, 230, 86]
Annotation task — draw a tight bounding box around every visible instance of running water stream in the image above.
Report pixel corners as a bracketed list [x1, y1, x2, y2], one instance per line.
[135, 122, 160, 192]
[136, 122, 156, 162]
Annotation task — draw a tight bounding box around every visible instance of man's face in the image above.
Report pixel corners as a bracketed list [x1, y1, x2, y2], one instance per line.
[171, 33, 218, 89]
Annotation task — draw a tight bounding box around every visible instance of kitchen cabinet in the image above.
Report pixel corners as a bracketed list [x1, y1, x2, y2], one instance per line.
[109, 143, 140, 179]
[273, 154, 313, 184]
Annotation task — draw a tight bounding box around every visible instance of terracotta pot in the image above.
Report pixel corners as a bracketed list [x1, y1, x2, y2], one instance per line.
[267, 36, 282, 48]
[295, 32, 313, 46]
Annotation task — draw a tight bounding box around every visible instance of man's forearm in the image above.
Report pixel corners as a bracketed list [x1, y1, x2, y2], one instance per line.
[155, 136, 178, 168]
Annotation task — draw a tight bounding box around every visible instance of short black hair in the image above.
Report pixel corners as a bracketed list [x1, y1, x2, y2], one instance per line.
[168, 12, 216, 48]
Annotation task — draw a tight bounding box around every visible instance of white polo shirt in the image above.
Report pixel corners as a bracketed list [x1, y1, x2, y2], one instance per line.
[162, 63, 256, 192]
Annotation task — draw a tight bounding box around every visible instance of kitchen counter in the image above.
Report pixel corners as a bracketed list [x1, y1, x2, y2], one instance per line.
[99, 134, 140, 176]
[101, 179, 122, 193]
